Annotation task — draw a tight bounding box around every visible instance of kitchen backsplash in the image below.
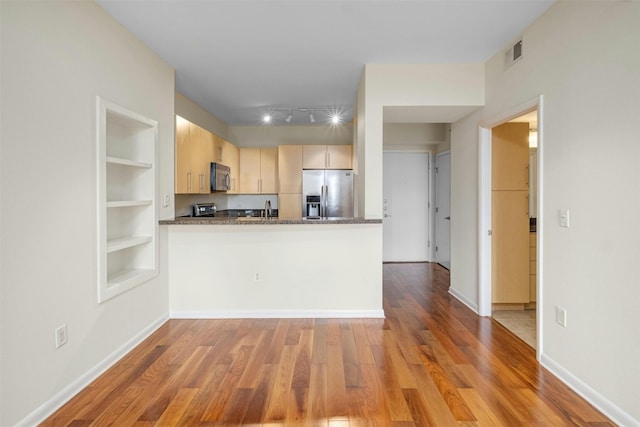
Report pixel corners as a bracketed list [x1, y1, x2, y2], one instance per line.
[175, 193, 278, 217]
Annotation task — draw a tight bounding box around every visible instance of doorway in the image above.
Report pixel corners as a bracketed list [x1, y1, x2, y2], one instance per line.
[434, 151, 451, 269]
[478, 96, 543, 358]
[383, 151, 431, 262]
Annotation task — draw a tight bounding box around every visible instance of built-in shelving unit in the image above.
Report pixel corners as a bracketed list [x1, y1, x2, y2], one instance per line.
[97, 97, 158, 303]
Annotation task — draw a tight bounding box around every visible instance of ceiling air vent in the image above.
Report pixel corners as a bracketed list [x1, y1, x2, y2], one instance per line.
[504, 39, 523, 70]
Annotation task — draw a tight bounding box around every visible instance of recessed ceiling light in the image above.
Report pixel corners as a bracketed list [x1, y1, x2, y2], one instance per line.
[263, 113, 272, 123]
[330, 114, 341, 124]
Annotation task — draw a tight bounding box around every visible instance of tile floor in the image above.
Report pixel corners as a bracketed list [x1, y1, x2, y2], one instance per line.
[492, 309, 537, 349]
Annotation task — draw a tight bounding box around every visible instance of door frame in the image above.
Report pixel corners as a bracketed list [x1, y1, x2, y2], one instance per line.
[478, 95, 544, 359]
[434, 150, 451, 268]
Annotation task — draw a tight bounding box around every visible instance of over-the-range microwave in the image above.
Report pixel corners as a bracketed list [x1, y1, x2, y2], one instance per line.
[210, 162, 231, 192]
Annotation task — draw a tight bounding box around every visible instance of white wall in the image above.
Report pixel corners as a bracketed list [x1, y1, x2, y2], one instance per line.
[168, 224, 383, 317]
[229, 124, 353, 147]
[450, 2, 640, 424]
[0, 2, 174, 425]
[358, 64, 485, 219]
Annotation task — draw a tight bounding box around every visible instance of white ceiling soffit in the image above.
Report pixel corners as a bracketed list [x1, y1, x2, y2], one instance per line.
[383, 106, 482, 124]
[96, 0, 555, 126]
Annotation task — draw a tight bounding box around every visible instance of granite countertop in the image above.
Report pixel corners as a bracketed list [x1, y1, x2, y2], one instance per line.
[160, 217, 382, 225]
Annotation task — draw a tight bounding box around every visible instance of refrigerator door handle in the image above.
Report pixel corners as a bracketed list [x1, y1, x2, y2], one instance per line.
[324, 185, 328, 218]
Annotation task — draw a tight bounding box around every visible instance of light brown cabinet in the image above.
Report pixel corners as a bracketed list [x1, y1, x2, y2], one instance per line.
[302, 144, 352, 169]
[492, 191, 530, 303]
[175, 117, 214, 194]
[239, 147, 278, 194]
[529, 232, 537, 302]
[278, 145, 303, 218]
[278, 145, 303, 194]
[492, 122, 529, 191]
[220, 139, 239, 193]
[278, 193, 302, 219]
[491, 121, 531, 305]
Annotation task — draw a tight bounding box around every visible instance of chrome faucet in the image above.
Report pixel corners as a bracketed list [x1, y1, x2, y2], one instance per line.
[263, 199, 272, 219]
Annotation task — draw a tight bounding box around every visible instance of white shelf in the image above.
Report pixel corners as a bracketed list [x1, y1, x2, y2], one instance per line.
[97, 97, 158, 303]
[107, 268, 157, 288]
[107, 236, 153, 253]
[107, 156, 152, 168]
[107, 200, 152, 208]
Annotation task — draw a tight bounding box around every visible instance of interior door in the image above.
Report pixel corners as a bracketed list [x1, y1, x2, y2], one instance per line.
[435, 151, 451, 269]
[383, 152, 430, 262]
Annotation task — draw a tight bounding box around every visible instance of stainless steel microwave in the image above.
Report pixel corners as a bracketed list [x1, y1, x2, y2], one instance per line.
[210, 163, 230, 192]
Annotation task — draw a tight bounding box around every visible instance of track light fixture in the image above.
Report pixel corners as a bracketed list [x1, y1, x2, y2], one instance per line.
[261, 107, 343, 125]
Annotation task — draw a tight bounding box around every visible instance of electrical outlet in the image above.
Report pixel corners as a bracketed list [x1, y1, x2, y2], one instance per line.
[163, 194, 170, 207]
[254, 272, 263, 282]
[556, 307, 567, 327]
[55, 324, 68, 348]
[559, 209, 570, 228]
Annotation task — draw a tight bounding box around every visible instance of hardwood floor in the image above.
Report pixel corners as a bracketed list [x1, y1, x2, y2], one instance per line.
[41, 263, 615, 426]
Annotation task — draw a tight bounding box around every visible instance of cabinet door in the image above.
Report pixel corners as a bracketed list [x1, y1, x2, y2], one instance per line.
[239, 147, 261, 193]
[278, 145, 302, 193]
[190, 123, 213, 194]
[492, 190, 530, 303]
[327, 145, 352, 169]
[278, 194, 302, 219]
[221, 140, 239, 193]
[175, 116, 191, 194]
[492, 122, 529, 191]
[260, 147, 278, 193]
[302, 145, 327, 169]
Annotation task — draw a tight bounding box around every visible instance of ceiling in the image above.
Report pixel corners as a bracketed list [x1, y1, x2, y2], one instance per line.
[97, 0, 555, 126]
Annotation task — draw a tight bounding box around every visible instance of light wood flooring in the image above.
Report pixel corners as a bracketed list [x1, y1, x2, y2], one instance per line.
[41, 263, 614, 426]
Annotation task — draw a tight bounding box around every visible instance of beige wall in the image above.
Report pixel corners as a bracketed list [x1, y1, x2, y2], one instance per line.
[357, 64, 485, 219]
[383, 123, 445, 151]
[228, 124, 352, 147]
[450, 2, 640, 424]
[175, 92, 229, 140]
[0, 2, 174, 425]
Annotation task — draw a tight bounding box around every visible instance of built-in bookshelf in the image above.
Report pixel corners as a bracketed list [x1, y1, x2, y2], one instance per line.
[97, 97, 158, 303]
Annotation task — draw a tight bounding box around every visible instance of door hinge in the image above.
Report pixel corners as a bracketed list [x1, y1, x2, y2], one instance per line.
[435, 207, 439, 213]
[435, 167, 439, 173]
[488, 230, 492, 236]
[428, 240, 431, 247]
[435, 246, 439, 252]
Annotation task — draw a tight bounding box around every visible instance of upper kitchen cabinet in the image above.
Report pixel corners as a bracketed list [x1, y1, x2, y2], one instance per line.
[220, 139, 239, 193]
[492, 122, 529, 191]
[239, 147, 278, 194]
[97, 97, 158, 303]
[175, 116, 215, 194]
[303, 144, 352, 169]
[278, 145, 303, 194]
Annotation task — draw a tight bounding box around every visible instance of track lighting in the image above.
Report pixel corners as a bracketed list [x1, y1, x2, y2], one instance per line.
[260, 107, 343, 125]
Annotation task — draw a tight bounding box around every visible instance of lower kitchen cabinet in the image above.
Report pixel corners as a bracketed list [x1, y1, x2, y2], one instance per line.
[491, 190, 529, 303]
[278, 193, 302, 219]
[530, 232, 537, 302]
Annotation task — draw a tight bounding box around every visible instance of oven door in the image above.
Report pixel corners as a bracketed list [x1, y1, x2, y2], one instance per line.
[211, 163, 230, 191]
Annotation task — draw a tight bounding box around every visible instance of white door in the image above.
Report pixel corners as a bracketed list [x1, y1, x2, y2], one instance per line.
[435, 151, 451, 269]
[383, 152, 430, 262]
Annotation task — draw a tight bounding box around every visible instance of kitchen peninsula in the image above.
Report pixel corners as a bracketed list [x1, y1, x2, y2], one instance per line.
[163, 219, 383, 319]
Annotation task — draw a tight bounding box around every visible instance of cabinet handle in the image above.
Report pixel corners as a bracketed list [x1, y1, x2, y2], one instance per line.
[525, 165, 529, 185]
[525, 194, 529, 215]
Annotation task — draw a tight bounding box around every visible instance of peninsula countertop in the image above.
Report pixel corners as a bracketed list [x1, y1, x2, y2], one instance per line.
[160, 217, 382, 225]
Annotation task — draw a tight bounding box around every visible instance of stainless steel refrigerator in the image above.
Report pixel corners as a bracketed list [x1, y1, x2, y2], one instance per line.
[302, 170, 354, 218]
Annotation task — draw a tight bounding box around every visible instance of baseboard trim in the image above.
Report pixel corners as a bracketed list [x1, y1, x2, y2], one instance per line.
[170, 309, 386, 319]
[448, 287, 479, 314]
[17, 313, 169, 427]
[540, 353, 639, 427]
